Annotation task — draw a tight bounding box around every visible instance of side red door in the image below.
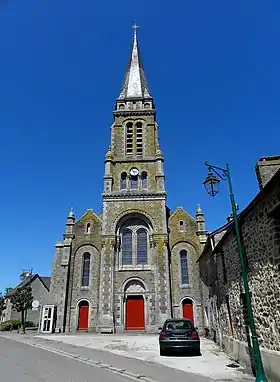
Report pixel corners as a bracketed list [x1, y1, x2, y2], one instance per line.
[126, 296, 145, 330]
[78, 305, 89, 330]
[183, 303, 194, 324]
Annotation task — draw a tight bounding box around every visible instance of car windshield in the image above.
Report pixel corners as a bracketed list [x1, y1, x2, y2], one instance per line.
[164, 320, 192, 331]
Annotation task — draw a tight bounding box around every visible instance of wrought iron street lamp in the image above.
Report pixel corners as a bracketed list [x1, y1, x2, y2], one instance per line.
[204, 161, 267, 382]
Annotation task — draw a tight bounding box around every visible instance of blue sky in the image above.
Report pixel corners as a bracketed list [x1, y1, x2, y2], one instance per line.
[1, 0, 279, 291]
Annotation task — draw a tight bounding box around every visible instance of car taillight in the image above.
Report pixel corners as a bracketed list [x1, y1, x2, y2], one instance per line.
[160, 332, 169, 339]
[191, 331, 199, 339]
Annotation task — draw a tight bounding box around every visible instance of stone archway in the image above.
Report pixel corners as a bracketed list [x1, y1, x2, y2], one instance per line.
[124, 280, 146, 330]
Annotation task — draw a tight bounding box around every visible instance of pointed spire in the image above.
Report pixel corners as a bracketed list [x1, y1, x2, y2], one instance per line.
[118, 23, 152, 100]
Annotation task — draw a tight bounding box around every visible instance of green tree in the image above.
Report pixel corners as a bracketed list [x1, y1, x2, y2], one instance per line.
[10, 284, 33, 334]
[0, 293, 5, 320]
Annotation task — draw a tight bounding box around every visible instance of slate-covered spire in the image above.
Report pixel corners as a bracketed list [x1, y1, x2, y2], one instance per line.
[118, 24, 152, 100]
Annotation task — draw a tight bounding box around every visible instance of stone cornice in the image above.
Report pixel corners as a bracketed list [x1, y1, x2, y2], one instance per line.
[113, 110, 155, 117]
[102, 192, 166, 200]
[110, 157, 158, 163]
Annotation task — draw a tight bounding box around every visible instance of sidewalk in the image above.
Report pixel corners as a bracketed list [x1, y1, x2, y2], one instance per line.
[35, 333, 253, 381]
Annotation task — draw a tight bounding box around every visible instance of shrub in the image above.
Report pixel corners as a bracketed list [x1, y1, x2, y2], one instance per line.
[25, 321, 36, 328]
[0, 319, 21, 331]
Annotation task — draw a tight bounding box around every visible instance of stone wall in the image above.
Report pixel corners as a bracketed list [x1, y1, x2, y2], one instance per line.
[215, 186, 280, 351]
[169, 208, 204, 333]
[67, 210, 102, 332]
[255, 156, 280, 190]
[199, 173, 280, 380]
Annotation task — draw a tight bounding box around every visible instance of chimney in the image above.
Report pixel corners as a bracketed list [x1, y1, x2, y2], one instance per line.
[255, 156, 280, 190]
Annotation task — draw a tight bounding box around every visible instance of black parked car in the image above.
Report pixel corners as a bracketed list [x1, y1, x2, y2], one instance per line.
[158, 318, 200, 356]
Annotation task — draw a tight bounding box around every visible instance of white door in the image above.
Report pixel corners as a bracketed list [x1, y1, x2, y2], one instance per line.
[41, 305, 54, 333]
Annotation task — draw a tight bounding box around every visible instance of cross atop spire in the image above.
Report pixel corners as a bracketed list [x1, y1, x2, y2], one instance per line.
[132, 22, 139, 37]
[118, 24, 152, 100]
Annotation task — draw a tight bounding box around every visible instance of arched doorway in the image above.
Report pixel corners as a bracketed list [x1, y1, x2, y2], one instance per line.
[182, 298, 194, 324]
[77, 300, 89, 331]
[125, 280, 145, 330]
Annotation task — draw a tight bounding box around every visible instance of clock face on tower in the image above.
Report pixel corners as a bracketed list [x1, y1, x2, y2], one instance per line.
[130, 168, 139, 176]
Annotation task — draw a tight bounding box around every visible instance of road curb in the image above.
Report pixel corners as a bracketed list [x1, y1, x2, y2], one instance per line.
[29, 341, 158, 382]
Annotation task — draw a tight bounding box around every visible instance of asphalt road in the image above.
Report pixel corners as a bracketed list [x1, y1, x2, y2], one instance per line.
[0, 336, 133, 382]
[1, 334, 248, 382]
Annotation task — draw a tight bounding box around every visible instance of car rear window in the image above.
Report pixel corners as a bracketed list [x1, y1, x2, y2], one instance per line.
[164, 320, 192, 331]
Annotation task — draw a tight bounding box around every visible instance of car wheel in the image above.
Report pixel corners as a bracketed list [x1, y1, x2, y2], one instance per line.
[160, 347, 167, 356]
[194, 348, 201, 356]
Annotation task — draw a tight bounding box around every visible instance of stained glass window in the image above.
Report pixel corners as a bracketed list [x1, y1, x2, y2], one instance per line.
[82, 253, 90, 286]
[122, 231, 132, 265]
[137, 229, 148, 264]
[180, 250, 189, 285]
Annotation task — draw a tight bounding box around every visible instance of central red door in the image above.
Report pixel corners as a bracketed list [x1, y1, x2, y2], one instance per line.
[126, 296, 145, 330]
[78, 305, 89, 330]
[183, 302, 194, 324]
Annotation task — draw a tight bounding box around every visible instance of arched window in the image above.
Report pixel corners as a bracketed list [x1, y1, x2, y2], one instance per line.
[86, 223, 91, 234]
[126, 122, 133, 155]
[119, 217, 150, 267]
[179, 220, 184, 232]
[122, 230, 132, 265]
[136, 122, 143, 156]
[180, 250, 189, 285]
[137, 229, 148, 264]
[121, 172, 127, 190]
[141, 172, 147, 189]
[130, 175, 138, 190]
[82, 253, 91, 287]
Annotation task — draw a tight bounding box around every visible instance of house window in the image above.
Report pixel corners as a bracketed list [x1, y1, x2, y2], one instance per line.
[126, 122, 133, 155]
[86, 223, 91, 234]
[180, 250, 189, 285]
[136, 122, 143, 156]
[130, 175, 138, 190]
[122, 230, 133, 265]
[179, 220, 184, 232]
[141, 172, 147, 189]
[121, 172, 127, 190]
[137, 229, 148, 264]
[82, 253, 90, 287]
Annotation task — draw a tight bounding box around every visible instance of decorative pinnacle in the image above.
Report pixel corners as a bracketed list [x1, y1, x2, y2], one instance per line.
[196, 204, 203, 214]
[68, 207, 75, 218]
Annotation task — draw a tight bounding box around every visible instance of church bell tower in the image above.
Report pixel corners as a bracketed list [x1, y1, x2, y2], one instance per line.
[98, 25, 171, 332]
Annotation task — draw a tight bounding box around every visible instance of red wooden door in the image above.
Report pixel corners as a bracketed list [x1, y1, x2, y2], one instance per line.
[78, 305, 89, 330]
[183, 303, 194, 324]
[126, 296, 145, 330]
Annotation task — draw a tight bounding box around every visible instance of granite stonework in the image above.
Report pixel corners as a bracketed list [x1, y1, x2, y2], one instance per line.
[256, 155, 280, 190]
[199, 160, 280, 381]
[50, 32, 206, 336]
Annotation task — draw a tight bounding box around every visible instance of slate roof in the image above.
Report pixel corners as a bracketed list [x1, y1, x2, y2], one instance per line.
[7, 274, 51, 296]
[118, 28, 152, 100]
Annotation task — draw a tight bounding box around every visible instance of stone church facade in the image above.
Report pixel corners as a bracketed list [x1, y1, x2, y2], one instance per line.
[50, 29, 207, 334]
